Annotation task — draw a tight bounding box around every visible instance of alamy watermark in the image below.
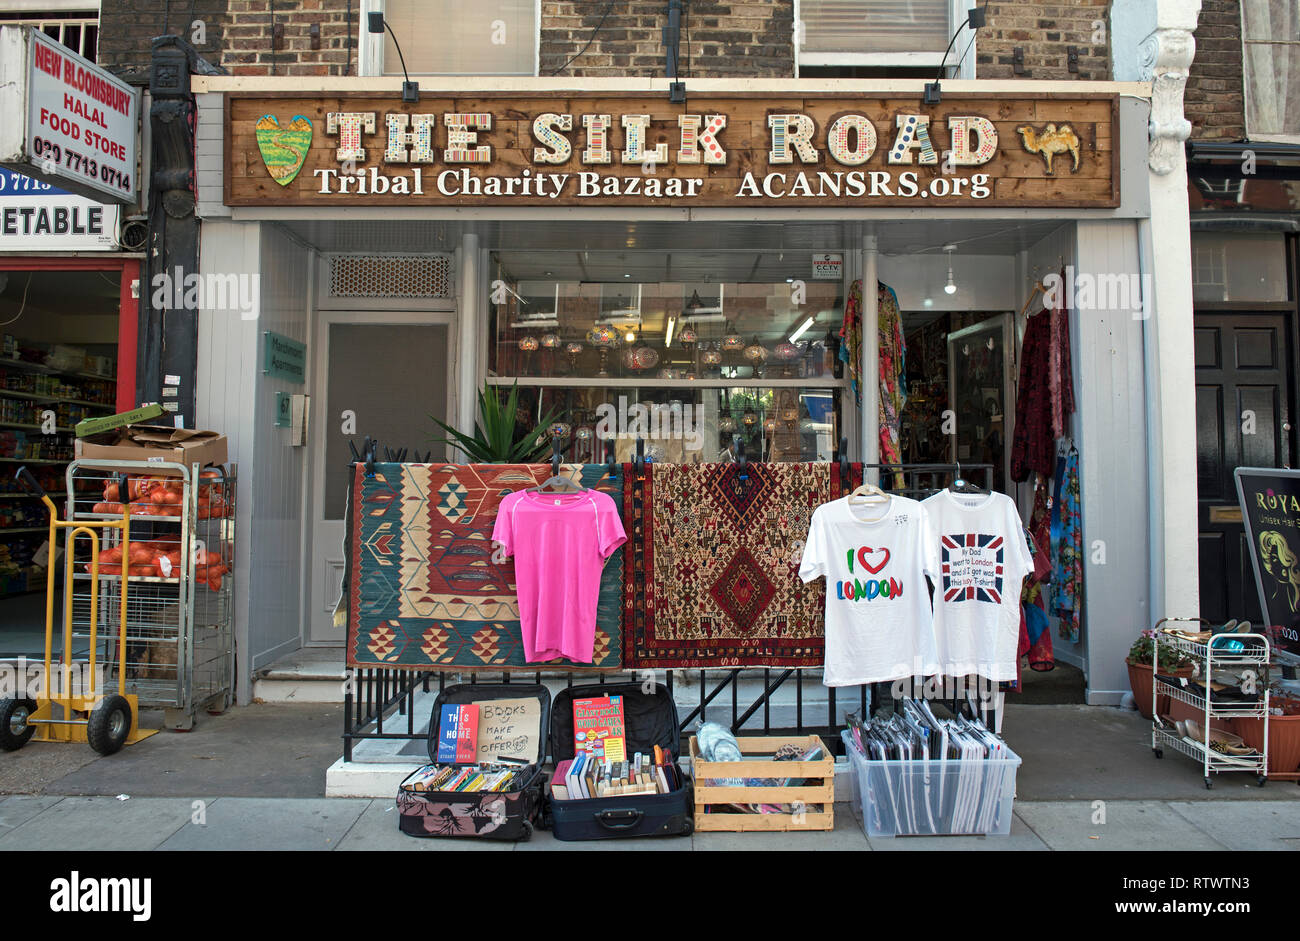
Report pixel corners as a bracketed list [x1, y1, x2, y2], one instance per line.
[150, 267, 260, 320]
[595, 396, 704, 452]
[0, 658, 108, 699]
[1044, 265, 1151, 320]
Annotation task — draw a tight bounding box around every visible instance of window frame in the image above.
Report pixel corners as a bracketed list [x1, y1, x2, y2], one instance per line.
[793, 0, 974, 78]
[1240, 0, 1300, 144]
[0, 6, 100, 61]
[358, 0, 540, 78]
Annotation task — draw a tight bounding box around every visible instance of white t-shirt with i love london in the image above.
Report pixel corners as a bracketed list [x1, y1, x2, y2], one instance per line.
[799, 494, 940, 686]
[921, 489, 1032, 682]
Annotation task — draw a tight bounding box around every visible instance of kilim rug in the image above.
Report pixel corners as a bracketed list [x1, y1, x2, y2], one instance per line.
[346, 462, 624, 670]
[623, 462, 857, 669]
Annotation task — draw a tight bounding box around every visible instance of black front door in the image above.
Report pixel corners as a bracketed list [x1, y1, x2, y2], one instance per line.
[1196, 313, 1294, 624]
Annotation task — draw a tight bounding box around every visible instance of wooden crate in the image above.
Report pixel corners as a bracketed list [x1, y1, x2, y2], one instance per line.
[689, 734, 835, 832]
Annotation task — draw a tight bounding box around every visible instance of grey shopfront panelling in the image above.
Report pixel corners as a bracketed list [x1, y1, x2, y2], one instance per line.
[1075, 219, 1151, 704]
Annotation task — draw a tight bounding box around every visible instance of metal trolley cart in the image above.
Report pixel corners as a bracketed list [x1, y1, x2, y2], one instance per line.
[1151, 618, 1271, 788]
[65, 459, 236, 730]
[0, 467, 156, 754]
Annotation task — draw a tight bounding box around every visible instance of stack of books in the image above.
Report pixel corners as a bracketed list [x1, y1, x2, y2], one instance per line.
[551, 747, 681, 800]
[403, 763, 522, 793]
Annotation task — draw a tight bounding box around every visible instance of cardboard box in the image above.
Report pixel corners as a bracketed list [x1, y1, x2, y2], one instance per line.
[75, 425, 227, 469]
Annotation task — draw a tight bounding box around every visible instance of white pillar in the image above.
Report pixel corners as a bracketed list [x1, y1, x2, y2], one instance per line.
[860, 237, 880, 482]
[1137, 0, 1202, 619]
[456, 232, 481, 457]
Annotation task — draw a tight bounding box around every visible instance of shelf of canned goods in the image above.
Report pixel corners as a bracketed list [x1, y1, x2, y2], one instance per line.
[65, 459, 236, 730]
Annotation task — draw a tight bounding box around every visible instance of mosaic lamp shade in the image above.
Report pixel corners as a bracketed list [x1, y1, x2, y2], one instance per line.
[540, 333, 562, 349]
[774, 341, 801, 361]
[586, 325, 620, 347]
[678, 324, 698, 346]
[518, 334, 540, 352]
[744, 338, 768, 363]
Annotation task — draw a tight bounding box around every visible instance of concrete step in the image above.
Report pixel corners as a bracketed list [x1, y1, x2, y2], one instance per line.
[252, 648, 348, 703]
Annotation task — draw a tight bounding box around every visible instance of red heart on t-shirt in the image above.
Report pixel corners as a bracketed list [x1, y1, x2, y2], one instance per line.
[858, 546, 890, 574]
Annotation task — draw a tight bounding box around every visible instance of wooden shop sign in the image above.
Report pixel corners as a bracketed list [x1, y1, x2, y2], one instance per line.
[225, 92, 1118, 209]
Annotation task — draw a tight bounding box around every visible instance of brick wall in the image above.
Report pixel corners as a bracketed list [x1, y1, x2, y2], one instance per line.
[540, 0, 793, 78]
[99, 0, 229, 80]
[98, 0, 357, 78]
[223, 0, 356, 77]
[1185, 0, 1246, 141]
[977, 1, 1111, 80]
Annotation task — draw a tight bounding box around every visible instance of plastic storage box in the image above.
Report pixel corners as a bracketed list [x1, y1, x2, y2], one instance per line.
[842, 730, 1021, 838]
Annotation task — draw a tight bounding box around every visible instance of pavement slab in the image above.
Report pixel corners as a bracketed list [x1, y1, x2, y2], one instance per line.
[1166, 801, 1300, 851]
[155, 797, 371, 851]
[1015, 800, 1230, 851]
[0, 795, 64, 835]
[0, 796, 196, 851]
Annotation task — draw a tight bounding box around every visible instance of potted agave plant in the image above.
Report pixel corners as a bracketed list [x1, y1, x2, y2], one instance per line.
[1234, 679, 1300, 778]
[1127, 631, 1194, 720]
[430, 382, 560, 464]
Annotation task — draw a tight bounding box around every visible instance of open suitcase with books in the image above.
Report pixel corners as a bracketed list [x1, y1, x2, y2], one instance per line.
[541, 682, 693, 840]
[396, 683, 550, 842]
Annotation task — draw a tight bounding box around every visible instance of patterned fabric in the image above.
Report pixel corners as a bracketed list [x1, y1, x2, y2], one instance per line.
[623, 461, 856, 669]
[1011, 303, 1075, 482]
[346, 462, 624, 670]
[1051, 449, 1083, 642]
[877, 282, 907, 488]
[840, 279, 863, 407]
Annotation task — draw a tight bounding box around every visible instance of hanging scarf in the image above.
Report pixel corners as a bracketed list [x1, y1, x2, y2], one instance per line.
[877, 282, 907, 488]
[840, 279, 863, 407]
[1051, 448, 1083, 643]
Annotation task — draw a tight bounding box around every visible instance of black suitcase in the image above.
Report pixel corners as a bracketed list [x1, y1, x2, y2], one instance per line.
[542, 682, 693, 840]
[396, 683, 549, 842]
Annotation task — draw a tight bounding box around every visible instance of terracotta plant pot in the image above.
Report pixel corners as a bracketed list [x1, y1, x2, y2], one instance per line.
[1127, 660, 1194, 720]
[1236, 712, 1300, 777]
[1127, 660, 1157, 719]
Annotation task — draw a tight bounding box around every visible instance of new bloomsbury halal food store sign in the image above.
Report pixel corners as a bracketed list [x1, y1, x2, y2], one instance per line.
[0, 27, 138, 204]
[226, 93, 1119, 209]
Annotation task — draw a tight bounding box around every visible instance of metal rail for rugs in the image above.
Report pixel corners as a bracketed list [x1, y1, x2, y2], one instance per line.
[341, 457, 993, 761]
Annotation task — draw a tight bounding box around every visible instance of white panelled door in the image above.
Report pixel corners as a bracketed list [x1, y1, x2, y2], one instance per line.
[308, 309, 452, 644]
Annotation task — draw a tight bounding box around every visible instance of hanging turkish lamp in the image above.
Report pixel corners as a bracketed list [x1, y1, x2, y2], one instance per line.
[721, 321, 745, 352]
[719, 415, 738, 434]
[742, 410, 758, 427]
[701, 344, 722, 366]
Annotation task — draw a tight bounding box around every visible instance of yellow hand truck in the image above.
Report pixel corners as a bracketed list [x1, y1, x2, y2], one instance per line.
[0, 467, 157, 755]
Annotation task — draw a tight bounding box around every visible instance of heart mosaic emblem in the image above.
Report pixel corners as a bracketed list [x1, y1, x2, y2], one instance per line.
[255, 114, 313, 186]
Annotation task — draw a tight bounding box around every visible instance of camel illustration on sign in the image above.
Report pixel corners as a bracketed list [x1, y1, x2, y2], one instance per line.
[1016, 123, 1081, 174]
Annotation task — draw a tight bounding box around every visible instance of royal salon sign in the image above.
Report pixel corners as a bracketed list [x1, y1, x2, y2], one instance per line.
[225, 93, 1119, 209]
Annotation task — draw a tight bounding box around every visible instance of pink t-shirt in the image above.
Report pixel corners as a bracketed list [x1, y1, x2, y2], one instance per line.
[491, 489, 626, 664]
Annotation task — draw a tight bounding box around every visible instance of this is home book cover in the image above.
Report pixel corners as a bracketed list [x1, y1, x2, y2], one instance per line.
[572, 695, 626, 762]
[436, 704, 480, 764]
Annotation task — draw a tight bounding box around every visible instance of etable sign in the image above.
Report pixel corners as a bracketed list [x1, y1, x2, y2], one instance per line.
[262, 331, 306, 384]
[0, 169, 118, 250]
[0, 26, 138, 204]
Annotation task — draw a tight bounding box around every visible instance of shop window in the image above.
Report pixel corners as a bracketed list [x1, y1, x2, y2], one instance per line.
[1191, 232, 1289, 304]
[489, 250, 847, 464]
[0, 11, 100, 61]
[795, 0, 970, 77]
[371, 0, 536, 76]
[1242, 0, 1300, 141]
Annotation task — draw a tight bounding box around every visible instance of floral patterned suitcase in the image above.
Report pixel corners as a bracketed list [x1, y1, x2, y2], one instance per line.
[396, 683, 550, 842]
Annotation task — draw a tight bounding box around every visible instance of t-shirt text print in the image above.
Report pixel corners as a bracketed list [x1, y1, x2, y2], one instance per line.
[940, 533, 1005, 604]
[835, 544, 904, 602]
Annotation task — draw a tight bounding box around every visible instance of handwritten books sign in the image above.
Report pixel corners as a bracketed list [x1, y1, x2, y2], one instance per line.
[474, 697, 542, 764]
